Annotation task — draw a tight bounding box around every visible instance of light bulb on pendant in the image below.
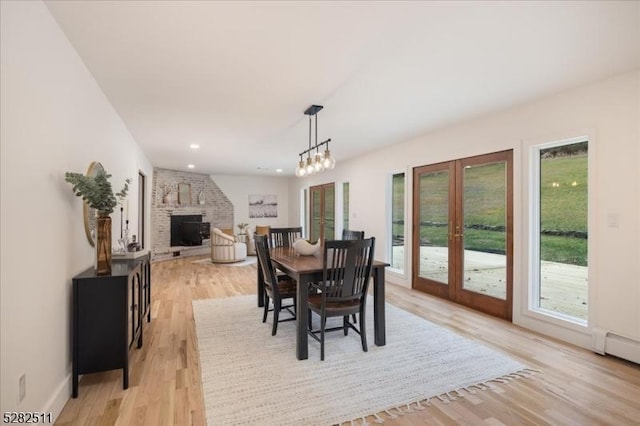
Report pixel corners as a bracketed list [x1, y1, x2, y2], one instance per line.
[322, 149, 336, 169]
[314, 152, 324, 172]
[305, 156, 315, 175]
[295, 157, 306, 177]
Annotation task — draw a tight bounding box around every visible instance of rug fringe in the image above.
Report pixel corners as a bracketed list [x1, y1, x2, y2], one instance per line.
[354, 367, 539, 425]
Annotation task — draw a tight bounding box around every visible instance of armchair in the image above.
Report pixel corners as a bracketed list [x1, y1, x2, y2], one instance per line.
[211, 227, 247, 263]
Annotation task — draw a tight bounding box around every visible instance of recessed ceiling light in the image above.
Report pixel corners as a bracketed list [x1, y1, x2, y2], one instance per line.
[189, 144, 200, 149]
[275, 168, 283, 173]
[187, 164, 195, 169]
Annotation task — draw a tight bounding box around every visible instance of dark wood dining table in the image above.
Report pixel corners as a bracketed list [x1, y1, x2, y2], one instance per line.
[257, 246, 389, 360]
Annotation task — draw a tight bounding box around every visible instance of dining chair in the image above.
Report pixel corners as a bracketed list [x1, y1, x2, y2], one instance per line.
[269, 227, 303, 248]
[254, 234, 297, 336]
[307, 237, 375, 360]
[341, 229, 365, 324]
[342, 229, 364, 240]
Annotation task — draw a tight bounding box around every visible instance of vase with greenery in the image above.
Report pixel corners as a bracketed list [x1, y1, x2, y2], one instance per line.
[65, 169, 131, 275]
[237, 222, 248, 235]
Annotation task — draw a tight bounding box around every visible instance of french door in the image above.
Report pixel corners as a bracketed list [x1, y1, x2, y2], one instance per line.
[412, 151, 513, 320]
[310, 183, 335, 242]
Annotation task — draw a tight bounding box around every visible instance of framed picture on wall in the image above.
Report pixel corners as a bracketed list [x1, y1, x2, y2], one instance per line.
[249, 194, 277, 218]
[178, 183, 191, 204]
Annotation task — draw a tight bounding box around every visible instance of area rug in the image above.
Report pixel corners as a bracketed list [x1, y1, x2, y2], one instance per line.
[192, 295, 533, 426]
[191, 257, 257, 267]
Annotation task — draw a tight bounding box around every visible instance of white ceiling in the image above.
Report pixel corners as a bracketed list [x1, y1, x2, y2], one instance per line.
[45, 1, 640, 176]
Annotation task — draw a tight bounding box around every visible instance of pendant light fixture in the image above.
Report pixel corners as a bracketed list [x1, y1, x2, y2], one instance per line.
[295, 105, 335, 177]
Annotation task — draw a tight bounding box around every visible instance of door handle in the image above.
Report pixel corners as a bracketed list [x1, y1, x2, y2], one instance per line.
[454, 223, 463, 238]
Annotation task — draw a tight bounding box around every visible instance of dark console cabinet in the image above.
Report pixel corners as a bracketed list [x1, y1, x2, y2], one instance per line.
[72, 253, 151, 397]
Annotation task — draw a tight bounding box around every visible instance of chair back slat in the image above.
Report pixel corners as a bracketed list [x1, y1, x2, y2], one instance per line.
[321, 238, 375, 304]
[342, 229, 365, 240]
[269, 227, 303, 248]
[255, 234, 281, 298]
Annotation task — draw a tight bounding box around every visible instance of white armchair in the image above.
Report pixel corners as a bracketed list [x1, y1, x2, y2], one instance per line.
[211, 228, 247, 263]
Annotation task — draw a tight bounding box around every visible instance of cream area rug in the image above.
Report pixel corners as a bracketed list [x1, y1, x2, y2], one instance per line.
[192, 295, 533, 426]
[191, 257, 257, 267]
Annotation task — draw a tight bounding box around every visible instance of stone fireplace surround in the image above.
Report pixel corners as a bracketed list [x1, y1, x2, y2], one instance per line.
[151, 168, 234, 261]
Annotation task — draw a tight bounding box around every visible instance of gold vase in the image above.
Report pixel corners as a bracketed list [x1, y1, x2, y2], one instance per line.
[95, 215, 112, 275]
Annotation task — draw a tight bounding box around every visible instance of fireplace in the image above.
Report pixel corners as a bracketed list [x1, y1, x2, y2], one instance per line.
[170, 215, 211, 247]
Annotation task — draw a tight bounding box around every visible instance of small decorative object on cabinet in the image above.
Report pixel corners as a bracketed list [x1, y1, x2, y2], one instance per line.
[65, 164, 130, 275]
[72, 253, 151, 397]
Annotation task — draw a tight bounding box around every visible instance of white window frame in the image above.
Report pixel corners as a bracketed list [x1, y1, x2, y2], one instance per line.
[299, 188, 307, 238]
[386, 171, 408, 277]
[529, 135, 590, 328]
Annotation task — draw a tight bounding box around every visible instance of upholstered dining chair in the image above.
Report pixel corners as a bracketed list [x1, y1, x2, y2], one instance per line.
[307, 237, 375, 360]
[254, 234, 297, 336]
[269, 227, 302, 248]
[342, 229, 365, 240]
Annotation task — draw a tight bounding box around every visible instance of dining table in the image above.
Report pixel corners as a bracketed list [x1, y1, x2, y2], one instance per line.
[257, 246, 390, 360]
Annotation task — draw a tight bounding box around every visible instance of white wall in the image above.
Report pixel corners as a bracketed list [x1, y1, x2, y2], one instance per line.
[0, 1, 153, 418]
[289, 69, 640, 355]
[210, 174, 290, 233]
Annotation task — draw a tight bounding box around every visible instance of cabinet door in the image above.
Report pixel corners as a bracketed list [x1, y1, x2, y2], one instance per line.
[76, 277, 127, 372]
[141, 258, 151, 319]
[129, 271, 140, 349]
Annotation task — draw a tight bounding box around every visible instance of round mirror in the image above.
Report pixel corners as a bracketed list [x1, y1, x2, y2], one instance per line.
[83, 161, 104, 247]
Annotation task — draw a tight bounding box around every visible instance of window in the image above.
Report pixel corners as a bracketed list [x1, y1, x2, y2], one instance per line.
[138, 171, 146, 249]
[391, 173, 405, 272]
[301, 188, 308, 237]
[343, 182, 349, 231]
[533, 140, 588, 322]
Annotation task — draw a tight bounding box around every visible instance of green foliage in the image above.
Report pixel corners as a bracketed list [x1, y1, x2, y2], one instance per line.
[540, 154, 587, 231]
[65, 169, 131, 216]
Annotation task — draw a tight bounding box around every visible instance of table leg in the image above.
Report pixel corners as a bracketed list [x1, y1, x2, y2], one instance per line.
[296, 275, 309, 360]
[373, 267, 386, 346]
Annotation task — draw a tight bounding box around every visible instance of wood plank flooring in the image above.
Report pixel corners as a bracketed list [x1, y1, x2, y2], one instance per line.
[56, 256, 640, 425]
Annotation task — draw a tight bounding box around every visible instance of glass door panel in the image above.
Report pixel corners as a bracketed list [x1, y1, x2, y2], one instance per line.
[461, 161, 507, 299]
[309, 183, 335, 242]
[417, 170, 450, 284]
[311, 188, 321, 241]
[324, 186, 335, 240]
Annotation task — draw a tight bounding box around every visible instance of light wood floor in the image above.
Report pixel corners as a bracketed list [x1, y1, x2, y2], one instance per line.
[56, 256, 640, 425]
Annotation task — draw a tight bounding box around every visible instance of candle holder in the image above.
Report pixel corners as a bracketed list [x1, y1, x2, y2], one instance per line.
[117, 228, 130, 254]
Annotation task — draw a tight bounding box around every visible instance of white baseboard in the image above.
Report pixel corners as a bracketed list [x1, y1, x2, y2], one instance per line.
[43, 374, 71, 423]
[592, 329, 640, 364]
[605, 333, 640, 364]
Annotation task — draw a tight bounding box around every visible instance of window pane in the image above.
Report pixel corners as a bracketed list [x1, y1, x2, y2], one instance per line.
[539, 141, 588, 320]
[391, 173, 405, 271]
[343, 182, 349, 231]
